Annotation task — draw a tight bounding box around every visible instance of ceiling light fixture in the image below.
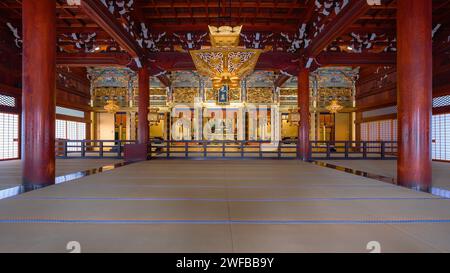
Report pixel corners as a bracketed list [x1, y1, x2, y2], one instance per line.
[190, 26, 262, 89]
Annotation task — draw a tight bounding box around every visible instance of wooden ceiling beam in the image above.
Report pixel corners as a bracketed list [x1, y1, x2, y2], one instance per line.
[79, 0, 146, 60]
[147, 22, 299, 32]
[317, 52, 397, 66]
[138, 1, 307, 9]
[56, 52, 132, 67]
[304, 1, 371, 59]
[156, 74, 172, 87]
[274, 74, 291, 88]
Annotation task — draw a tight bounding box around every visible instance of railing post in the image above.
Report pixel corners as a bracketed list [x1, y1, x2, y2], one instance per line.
[259, 142, 263, 158]
[81, 141, 86, 158]
[381, 141, 385, 159]
[63, 141, 68, 158]
[222, 141, 226, 158]
[344, 141, 349, 159]
[326, 141, 331, 159]
[241, 141, 244, 158]
[99, 141, 104, 158]
[185, 142, 189, 158]
[117, 141, 122, 158]
[363, 141, 367, 159]
[203, 141, 207, 158]
[166, 140, 170, 158]
[278, 141, 282, 159]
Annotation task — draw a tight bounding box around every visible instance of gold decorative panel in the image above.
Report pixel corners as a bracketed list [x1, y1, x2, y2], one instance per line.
[150, 88, 167, 96]
[280, 88, 297, 96]
[247, 88, 273, 104]
[94, 87, 127, 97]
[318, 88, 353, 108]
[93, 87, 128, 108]
[318, 88, 352, 99]
[173, 88, 198, 103]
[133, 88, 167, 96]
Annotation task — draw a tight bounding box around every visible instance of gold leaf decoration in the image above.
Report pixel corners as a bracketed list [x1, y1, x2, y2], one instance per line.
[173, 88, 199, 103]
[247, 88, 273, 104]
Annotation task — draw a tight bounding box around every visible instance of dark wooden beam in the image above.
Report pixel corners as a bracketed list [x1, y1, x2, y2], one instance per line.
[156, 74, 172, 87]
[274, 74, 291, 88]
[56, 52, 132, 67]
[317, 52, 397, 66]
[54, 50, 397, 73]
[147, 51, 300, 74]
[305, 1, 371, 59]
[80, 0, 145, 60]
[147, 22, 299, 32]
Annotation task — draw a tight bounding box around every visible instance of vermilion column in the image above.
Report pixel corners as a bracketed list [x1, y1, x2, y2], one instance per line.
[298, 67, 310, 161]
[22, 0, 56, 188]
[397, 0, 432, 192]
[138, 63, 150, 144]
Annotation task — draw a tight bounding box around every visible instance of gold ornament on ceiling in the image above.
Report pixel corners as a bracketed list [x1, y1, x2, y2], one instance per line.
[190, 25, 262, 89]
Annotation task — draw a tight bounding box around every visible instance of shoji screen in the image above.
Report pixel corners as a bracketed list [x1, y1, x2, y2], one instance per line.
[0, 113, 19, 160]
[360, 119, 397, 142]
[0, 94, 19, 160]
[432, 114, 450, 161]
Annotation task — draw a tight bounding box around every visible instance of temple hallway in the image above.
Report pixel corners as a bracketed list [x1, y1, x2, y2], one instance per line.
[0, 160, 450, 252]
[0, 159, 123, 190]
[324, 160, 450, 192]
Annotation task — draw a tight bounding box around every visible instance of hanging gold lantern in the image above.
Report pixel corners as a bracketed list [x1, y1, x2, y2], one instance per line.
[148, 107, 160, 125]
[104, 99, 120, 113]
[288, 108, 300, 124]
[326, 100, 344, 113]
[190, 25, 262, 90]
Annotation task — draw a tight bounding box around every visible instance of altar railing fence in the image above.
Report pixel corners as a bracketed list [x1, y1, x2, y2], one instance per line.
[55, 139, 398, 160]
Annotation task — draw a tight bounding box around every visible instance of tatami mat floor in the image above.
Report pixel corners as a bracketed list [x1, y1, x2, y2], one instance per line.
[0, 160, 449, 252]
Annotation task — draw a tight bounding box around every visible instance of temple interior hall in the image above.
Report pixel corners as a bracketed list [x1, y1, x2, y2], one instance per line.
[0, 0, 449, 253]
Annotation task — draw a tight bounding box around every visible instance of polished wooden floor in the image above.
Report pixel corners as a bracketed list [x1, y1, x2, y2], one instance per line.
[0, 159, 122, 190]
[325, 160, 450, 192]
[0, 160, 450, 252]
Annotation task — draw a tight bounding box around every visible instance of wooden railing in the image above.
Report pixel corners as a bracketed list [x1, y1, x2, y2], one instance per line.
[55, 139, 136, 159]
[149, 140, 298, 159]
[310, 141, 397, 160]
[56, 139, 397, 160]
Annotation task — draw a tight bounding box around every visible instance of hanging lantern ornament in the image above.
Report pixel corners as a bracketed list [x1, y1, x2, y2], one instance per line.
[326, 100, 344, 114]
[148, 108, 160, 125]
[288, 108, 300, 124]
[104, 99, 120, 113]
[190, 25, 262, 89]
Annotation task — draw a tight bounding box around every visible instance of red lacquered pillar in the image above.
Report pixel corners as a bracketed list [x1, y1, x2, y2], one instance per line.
[397, 0, 432, 192]
[138, 63, 150, 144]
[297, 67, 311, 161]
[22, 0, 56, 188]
